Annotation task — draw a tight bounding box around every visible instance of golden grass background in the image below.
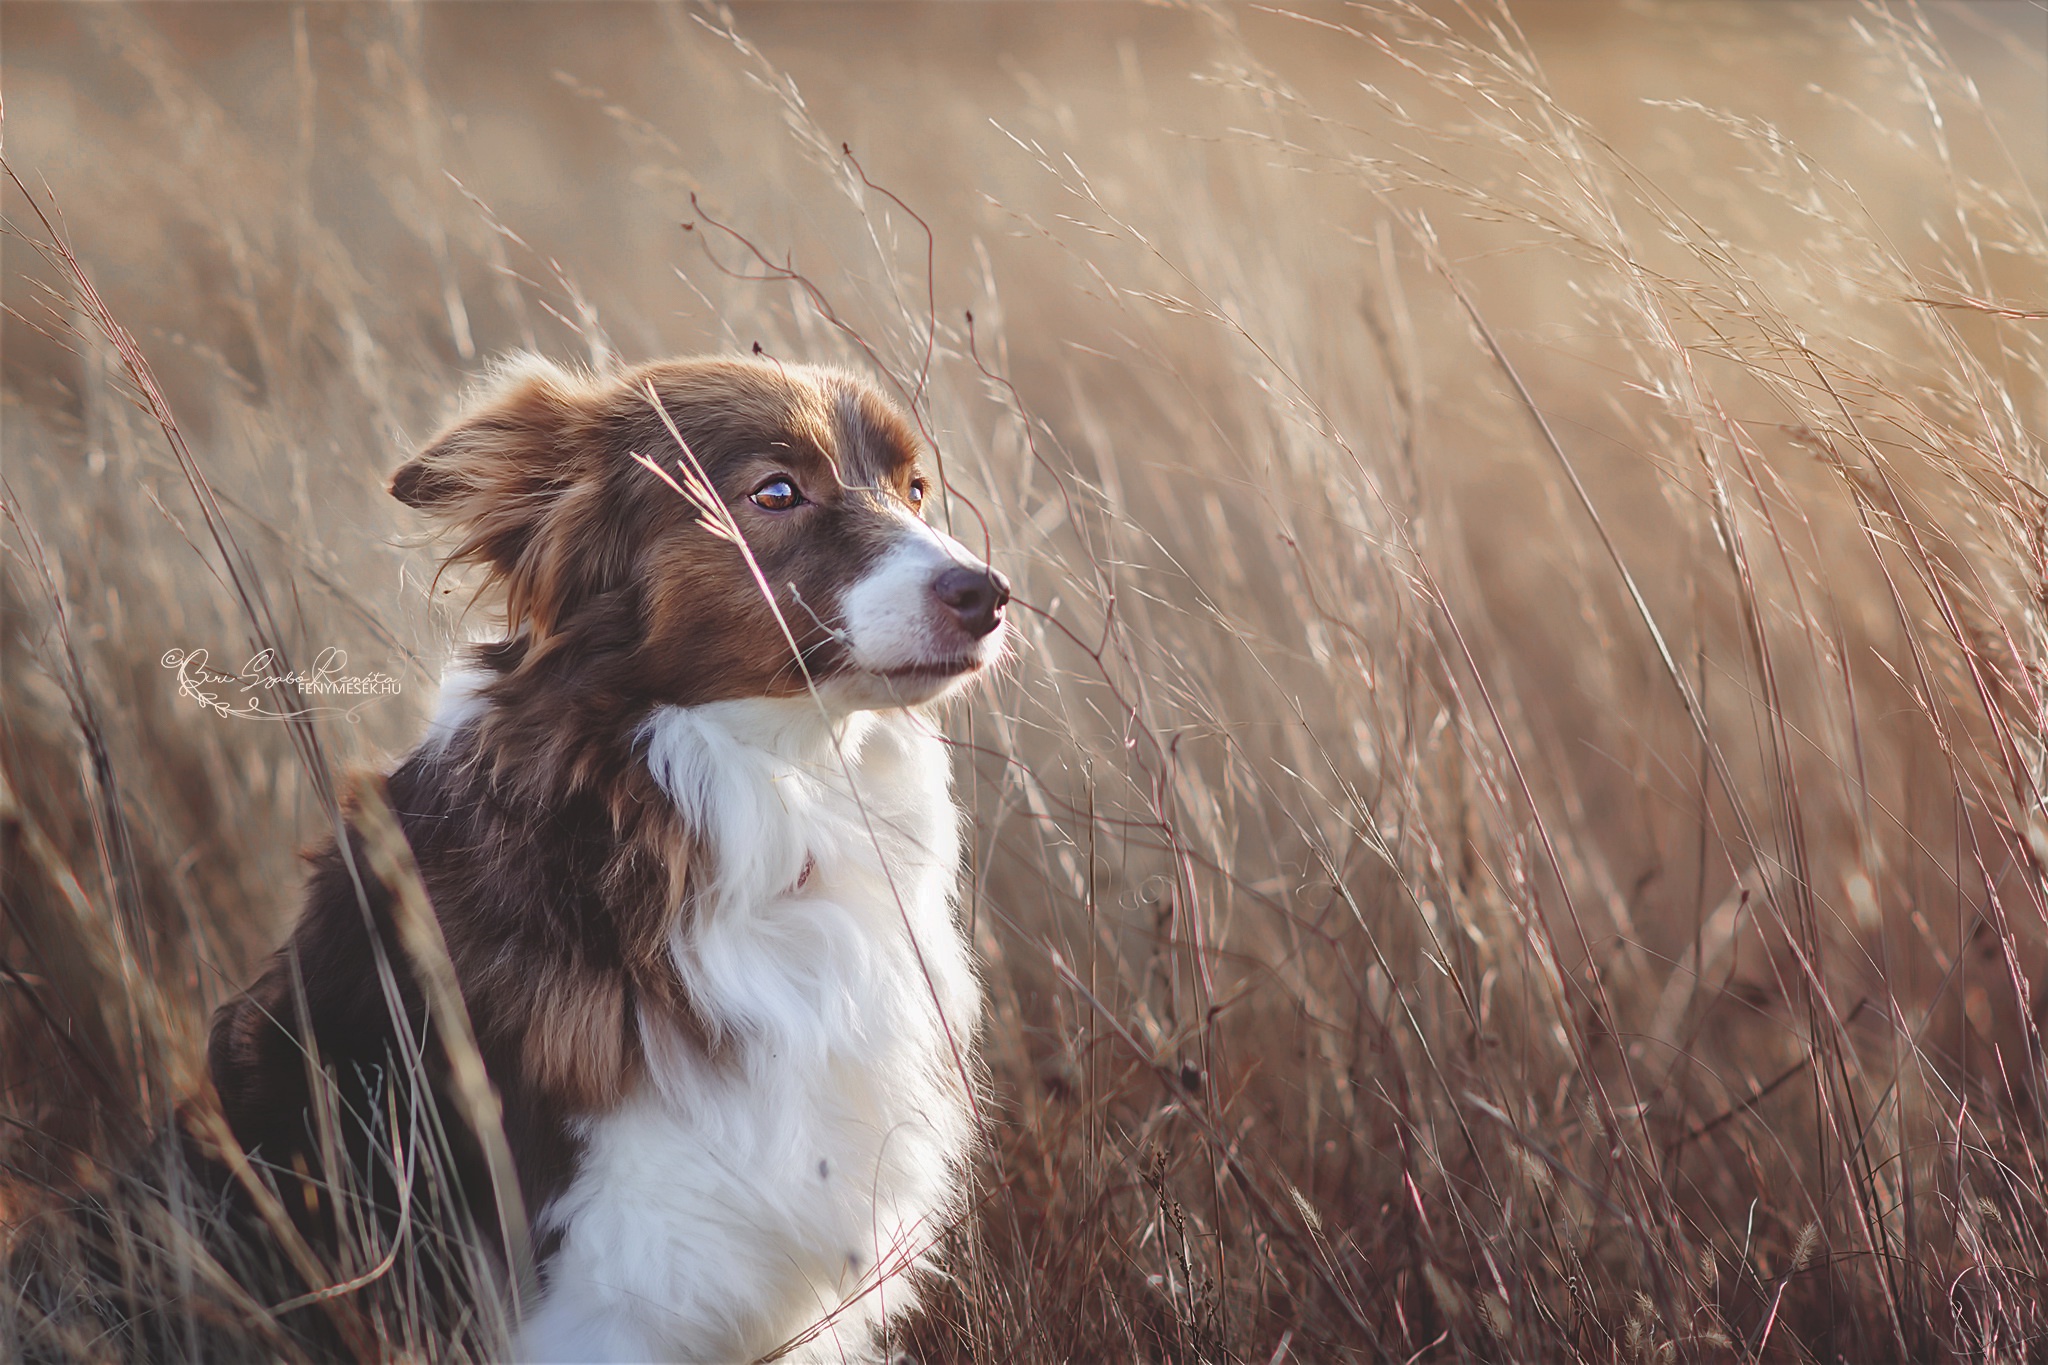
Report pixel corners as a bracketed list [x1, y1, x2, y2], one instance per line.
[3, 1, 2046, 1359]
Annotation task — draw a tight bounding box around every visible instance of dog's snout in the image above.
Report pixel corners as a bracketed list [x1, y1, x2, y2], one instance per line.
[933, 565, 1011, 638]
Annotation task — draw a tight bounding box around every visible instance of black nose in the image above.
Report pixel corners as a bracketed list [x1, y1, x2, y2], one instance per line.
[933, 565, 1011, 638]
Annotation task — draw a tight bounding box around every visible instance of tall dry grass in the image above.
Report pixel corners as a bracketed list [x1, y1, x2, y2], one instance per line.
[3, 1, 2045, 1359]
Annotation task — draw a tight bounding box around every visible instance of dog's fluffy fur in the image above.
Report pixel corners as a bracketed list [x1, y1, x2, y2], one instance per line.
[205, 354, 1005, 1361]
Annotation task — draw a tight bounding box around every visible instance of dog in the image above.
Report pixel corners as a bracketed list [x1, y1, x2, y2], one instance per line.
[205, 354, 1006, 1362]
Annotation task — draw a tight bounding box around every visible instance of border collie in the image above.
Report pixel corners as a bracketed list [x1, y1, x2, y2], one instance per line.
[206, 354, 1005, 1361]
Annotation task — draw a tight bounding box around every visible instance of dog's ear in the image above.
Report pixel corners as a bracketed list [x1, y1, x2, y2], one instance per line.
[392, 355, 614, 635]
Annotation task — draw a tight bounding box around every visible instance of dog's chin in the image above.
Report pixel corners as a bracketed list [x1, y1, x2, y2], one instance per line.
[823, 656, 993, 711]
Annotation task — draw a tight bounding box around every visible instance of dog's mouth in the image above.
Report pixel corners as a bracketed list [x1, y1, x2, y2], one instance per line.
[873, 656, 988, 682]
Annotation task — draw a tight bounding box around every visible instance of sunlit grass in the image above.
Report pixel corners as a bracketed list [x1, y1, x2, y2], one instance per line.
[3, 2, 2044, 1359]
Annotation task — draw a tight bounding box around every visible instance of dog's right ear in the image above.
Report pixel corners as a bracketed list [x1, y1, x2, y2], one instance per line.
[391, 354, 608, 634]
[390, 353, 587, 514]
[388, 455, 465, 511]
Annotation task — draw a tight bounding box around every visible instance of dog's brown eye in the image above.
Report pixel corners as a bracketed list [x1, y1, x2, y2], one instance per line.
[908, 477, 928, 509]
[750, 477, 803, 511]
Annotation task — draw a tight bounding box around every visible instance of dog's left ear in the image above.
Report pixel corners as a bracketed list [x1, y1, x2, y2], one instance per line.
[392, 354, 616, 635]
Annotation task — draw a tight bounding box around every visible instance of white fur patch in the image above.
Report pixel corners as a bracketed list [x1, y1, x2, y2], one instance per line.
[421, 664, 490, 750]
[516, 698, 978, 1364]
[839, 511, 1006, 677]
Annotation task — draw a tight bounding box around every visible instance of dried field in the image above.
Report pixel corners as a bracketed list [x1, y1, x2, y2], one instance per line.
[3, 2, 2046, 1359]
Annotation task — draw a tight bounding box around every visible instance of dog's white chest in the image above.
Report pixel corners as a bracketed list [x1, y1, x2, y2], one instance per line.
[516, 702, 977, 1364]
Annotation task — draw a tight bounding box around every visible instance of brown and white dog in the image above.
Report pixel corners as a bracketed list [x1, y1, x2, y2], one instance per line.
[207, 355, 1005, 1361]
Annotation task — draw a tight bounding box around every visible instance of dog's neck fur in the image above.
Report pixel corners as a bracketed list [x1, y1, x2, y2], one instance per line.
[491, 687, 978, 1363]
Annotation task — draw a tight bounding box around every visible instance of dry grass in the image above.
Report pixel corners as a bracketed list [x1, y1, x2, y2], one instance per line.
[3, 1, 2045, 1359]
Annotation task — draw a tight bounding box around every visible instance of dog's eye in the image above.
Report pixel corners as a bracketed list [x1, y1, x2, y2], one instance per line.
[749, 477, 803, 511]
[908, 477, 928, 509]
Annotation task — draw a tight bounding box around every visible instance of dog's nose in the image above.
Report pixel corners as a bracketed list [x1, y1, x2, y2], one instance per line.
[933, 565, 1011, 638]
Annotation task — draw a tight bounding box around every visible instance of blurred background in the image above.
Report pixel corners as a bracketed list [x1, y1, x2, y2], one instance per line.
[3, 2, 2045, 1359]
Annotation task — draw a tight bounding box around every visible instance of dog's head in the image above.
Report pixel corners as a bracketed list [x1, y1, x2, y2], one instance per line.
[391, 354, 1008, 711]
